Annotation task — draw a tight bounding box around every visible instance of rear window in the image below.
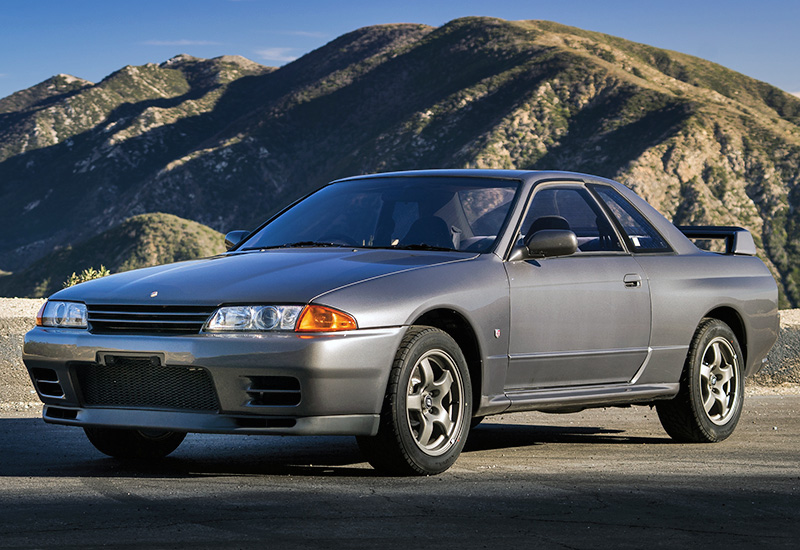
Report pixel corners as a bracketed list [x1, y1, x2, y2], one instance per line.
[591, 185, 671, 253]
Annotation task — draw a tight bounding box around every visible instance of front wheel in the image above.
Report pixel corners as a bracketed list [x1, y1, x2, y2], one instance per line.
[84, 427, 186, 459]
[656, 318, 744, 442]
[357, 326, 472, 475]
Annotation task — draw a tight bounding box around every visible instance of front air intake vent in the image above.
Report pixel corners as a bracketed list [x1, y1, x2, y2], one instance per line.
[87, 304, 216, 335]
[45, 406, 78, 420]
[31, 368, 65, 398]
[75, 357, 220, 412]
[246, 376, 301, 407]
[235, 417, 297, 429]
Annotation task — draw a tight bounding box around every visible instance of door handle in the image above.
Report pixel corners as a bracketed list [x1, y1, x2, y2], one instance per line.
[624, 274, 642, 288]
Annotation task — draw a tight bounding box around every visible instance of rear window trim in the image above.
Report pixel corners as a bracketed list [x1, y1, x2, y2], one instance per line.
[588, 183, 674, 255]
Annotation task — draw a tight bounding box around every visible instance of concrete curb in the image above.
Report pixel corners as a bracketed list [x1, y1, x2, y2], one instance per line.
[0, 299, 45, 411]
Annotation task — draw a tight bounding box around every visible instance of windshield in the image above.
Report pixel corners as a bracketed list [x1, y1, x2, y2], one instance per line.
[241, 176, 519, 253]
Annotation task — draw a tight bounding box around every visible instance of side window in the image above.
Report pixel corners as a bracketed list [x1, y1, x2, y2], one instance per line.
[521, 187, 623, 252]
[592, 186, 671, 253]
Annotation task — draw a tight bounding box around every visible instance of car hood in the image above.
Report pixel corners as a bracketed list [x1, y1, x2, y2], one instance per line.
[51, 248, 476, 305]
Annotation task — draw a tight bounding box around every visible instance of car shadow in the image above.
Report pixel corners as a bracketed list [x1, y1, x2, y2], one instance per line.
[79, 452, 375, 479]
[0, 417, 670, 479]
[464, 422, 671, 452]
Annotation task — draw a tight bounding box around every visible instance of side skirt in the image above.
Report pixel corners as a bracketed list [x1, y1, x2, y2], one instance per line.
[502, 383, 679, 414]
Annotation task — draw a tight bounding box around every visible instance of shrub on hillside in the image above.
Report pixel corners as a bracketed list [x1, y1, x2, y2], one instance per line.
[63, 266, 111, 288]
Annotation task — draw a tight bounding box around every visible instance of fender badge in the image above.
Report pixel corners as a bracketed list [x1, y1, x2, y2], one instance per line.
[150, 291, 159, 298]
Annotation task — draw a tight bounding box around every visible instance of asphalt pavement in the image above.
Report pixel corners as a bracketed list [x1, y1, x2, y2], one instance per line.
[1, 395, 798, 549]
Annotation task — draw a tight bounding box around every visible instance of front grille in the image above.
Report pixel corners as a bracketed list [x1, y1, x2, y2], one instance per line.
[75, 357, 220, 412]
[87, 304, 216, 335]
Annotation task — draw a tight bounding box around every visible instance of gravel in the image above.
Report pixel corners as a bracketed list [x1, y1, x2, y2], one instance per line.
[1, 299, 799, 412]
[0, 297, 45, 318]
[753, 309, 800, 386]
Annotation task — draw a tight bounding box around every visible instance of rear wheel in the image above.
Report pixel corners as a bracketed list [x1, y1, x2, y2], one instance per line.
[657, 318, 744, 442]
[84, 427, 186, 459]
[357, 326, 472, 475]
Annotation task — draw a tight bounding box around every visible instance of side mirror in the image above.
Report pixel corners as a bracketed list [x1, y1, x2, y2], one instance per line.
[224, 230, 250, 251]
[523, 229, 578, 258]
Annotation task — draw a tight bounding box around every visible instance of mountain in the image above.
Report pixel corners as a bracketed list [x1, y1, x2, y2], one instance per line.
[0, 213, 225, 297]
[1, 17, 799, 305]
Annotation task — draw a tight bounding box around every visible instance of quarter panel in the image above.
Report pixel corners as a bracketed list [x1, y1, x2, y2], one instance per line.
[634, 253, 778, 381]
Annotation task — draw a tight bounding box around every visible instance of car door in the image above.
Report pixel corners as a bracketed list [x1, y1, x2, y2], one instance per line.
[504, 183, 652, 390]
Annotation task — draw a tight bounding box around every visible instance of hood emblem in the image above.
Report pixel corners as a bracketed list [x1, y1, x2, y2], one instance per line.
[150, 291, 159, 298]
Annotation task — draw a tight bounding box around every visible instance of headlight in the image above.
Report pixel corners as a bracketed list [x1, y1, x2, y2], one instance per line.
[36, 301, 88, 329]
[204, 304, 358, 332]
[204, 305, 303, 332]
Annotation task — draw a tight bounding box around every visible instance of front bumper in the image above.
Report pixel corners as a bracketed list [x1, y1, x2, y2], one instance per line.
[23, 326, 406, 436]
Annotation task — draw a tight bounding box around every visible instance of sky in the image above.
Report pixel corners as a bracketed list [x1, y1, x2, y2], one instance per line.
[0, 0, 799, 100]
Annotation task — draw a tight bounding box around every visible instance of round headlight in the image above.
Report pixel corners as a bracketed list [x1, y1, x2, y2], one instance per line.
[205, 305, 304, 332]
[256, 306, 279, 330]
[55, 302, 67, 325]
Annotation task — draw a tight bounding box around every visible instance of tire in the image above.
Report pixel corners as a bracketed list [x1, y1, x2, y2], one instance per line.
[656, 318, 744, 443]
[84, 427, 186, 459]
[470, 416, 485, 429]
[357, 326, 472, 475]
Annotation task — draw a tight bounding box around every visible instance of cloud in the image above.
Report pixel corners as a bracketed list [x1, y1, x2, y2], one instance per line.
[143, 39, 222, 46]
[792, 91, 800, 98]
[281, 31, 328, 39]
[255, 48, 298, 63]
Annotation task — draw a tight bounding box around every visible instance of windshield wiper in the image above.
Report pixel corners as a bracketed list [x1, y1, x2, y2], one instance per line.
[239, 241, 351, 251]
[391, 243, 455, 252]
[281, 241, 351, 248]
[243, 242, 455, 252]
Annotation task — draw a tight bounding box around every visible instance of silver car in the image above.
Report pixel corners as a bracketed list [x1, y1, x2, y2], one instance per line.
[23, 170, 779, 475]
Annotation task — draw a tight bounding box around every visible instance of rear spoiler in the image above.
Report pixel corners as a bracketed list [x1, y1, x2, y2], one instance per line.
[678, 226, 757, 256]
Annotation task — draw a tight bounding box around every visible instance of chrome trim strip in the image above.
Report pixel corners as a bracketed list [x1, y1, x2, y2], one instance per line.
[509, 347, 649, 361]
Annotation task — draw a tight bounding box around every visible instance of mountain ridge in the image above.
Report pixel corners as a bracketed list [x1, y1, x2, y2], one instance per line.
[2, 17, 799, 305]
[0, 213, 225, 298]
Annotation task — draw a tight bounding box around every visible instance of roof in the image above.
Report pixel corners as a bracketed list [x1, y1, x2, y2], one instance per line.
[332, 169, 620, 185]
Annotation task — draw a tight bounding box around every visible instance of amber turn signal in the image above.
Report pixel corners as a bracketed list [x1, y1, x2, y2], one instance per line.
[296, 305, 357, 332]
[35, 302, 46, 326]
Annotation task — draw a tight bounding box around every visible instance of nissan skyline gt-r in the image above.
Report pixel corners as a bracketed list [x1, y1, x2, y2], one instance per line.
[23, 170, 779, 475]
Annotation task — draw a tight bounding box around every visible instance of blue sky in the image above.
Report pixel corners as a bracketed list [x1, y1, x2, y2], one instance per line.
[1, 0, 798, 100]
